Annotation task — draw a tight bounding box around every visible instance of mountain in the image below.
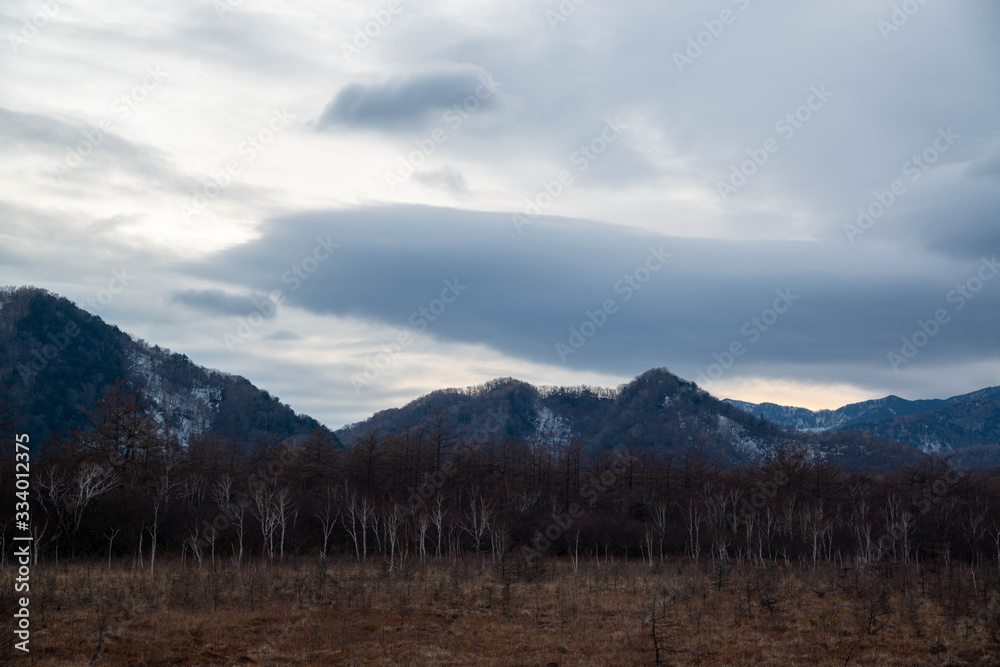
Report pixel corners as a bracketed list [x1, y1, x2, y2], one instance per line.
[338, 369, 922, 470]
[0, 285, 933, 470]
[725, 387, 1000, 464]
[722, 395, 951, 431]
[0, 286, 334, 447]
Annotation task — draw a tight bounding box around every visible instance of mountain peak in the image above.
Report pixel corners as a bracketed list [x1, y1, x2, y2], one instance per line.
[0, 285, 333, 447]
[337, 369, 919, 470]
[726, 389, 1000, 464]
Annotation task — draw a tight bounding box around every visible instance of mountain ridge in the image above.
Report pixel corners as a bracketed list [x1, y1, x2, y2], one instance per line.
[7, 284, 992, 470]
[0, 285, 333, 447]
[725, 387, 1000, 463]
[335, 370, 922, 470]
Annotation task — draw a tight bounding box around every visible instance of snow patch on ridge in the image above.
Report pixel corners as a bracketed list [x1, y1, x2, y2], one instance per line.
[127, 349, 222, 445]
[915, 436, 943, 454]
[714, 414, 830, 462]
[533, 405, 573, 450]
[716, 414, 767, 460]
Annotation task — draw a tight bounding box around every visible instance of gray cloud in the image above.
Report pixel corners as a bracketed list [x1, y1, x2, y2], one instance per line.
[0, 106, 182, 189]
[0, 107, 82, 148]
[264, 329, 302, 341]
[966, 149, 1000, 180]
[168, 289, 278, 319]
[182, 205, 1000, 389]
[318, 65, 506, 132]
[413, 166, 468, 193]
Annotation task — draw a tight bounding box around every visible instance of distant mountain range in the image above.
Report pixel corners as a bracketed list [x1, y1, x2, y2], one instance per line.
[725, 387, 1000, 465]
[337, 370, 922, 471]
[0, 286, 331, 447]
[6, 285, 999, 471]
[722, 395, 952, 432]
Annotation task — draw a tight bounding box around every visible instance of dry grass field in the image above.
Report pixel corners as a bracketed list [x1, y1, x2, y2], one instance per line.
[5, 553, 1000, 666]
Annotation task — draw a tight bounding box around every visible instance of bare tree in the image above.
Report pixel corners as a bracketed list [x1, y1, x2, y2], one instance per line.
[383, 503, 404, 572]
[727, 487, 744, 535]
[801, 500, 835, 569]
[38, 461, 118, 553]
[358, 496, 374, 562]
[494, 521, 517, 568]
[651, 501, 668, 562]
[181, 474, 208, 507]
[629, 591, 683, 665]
[431, 495, 447, 559]
[989, 521, 1000, 580]
[317, 484, 340, 559]
[187, 529, 204, 570]
[274, 486, 295, 561]
[644, 524, 656, 567]
[210, 475, 247, 566]
[850, 483, 874, 565]
[463, 490, 496, 557]
[567, 528, 579, 575]
[209, 474, 236, 566]
[415, 510, 430, 563]
[80, 378, 163, 475]
[148, 455, 180, 575]
[342, 485, 375, 563]
[343, 485, 362, 562]
[686, 499, 701, 562]
[250, 483, 279, 560]
[965, 501, 988, 567]
[882, 494, 910, 562]
[105, 527, 120, 570]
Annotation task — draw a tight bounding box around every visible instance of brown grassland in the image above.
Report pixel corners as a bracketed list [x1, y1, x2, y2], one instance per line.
[5, 552, 1000, 666]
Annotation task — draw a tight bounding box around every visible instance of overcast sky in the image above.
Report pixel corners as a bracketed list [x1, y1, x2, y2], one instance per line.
[2, 0, 998, 429]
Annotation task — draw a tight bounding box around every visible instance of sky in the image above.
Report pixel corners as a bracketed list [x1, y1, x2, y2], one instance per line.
[1, 0, 998, 430]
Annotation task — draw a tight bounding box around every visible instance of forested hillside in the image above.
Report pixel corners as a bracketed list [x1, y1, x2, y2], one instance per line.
[338, 370, 923, 471]
[0, 286, 330, 447]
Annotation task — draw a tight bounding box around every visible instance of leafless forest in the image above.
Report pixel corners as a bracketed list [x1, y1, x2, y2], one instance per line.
[5, 381, 1000, 664]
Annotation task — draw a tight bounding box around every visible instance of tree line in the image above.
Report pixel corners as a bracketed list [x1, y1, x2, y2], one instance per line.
[4, 377, 1000, 572]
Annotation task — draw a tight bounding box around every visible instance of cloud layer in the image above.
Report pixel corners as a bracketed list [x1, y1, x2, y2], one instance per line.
[1, 0, 998, 427]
